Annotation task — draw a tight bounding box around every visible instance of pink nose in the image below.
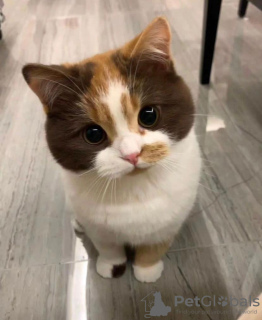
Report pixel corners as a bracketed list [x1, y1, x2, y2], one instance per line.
[123, 152, 139, 166]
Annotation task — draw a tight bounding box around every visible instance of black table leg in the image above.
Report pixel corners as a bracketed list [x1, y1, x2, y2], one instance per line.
[200, 0, 223, 85]
[0, 12, 4, 40]
[238, 0, 248, 17]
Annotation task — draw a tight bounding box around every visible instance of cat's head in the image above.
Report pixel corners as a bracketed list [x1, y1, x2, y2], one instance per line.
[22, 17, 194, 179]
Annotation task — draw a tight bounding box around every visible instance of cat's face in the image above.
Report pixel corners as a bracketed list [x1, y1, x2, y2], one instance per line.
[22, 17, 194, 179]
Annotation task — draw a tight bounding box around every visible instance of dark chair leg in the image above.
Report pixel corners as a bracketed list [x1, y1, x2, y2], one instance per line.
[238, 0, 248, 17]
[200, 0, 223, 85]
[0, 12, 4, 40]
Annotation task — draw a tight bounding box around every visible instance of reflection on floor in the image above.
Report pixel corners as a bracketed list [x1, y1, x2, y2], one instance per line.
[0, 0, 262, 319]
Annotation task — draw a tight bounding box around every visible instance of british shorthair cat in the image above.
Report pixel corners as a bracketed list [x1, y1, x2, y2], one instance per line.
[22, 17, 201, 282]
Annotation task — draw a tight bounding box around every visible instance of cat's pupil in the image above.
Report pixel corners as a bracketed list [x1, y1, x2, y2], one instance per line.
[85, 125, 105, 144]
[139, 106, 158, 128]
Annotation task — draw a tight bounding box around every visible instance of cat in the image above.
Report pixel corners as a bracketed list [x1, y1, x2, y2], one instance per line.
[22, 17, 201, 283]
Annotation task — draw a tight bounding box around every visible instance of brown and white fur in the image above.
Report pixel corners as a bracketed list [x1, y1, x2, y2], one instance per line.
[22, 17, 201, 282]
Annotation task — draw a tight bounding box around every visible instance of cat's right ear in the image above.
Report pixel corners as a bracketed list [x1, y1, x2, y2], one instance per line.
[22, 63, 80, 113]
[122, 17, 172, 68]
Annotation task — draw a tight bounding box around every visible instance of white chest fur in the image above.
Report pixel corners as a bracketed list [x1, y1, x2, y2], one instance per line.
[63, 129, 201, 245]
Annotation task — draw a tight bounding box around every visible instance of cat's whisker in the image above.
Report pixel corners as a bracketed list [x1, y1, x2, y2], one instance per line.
[159, 163, 174, 175]
[110, 178, 114, 206]
[137, 78, 152, 105]
[95, 177, 109, 203]
[82, 175, 104, 197]
[191, 113, 217, 117]
[163, 157, 215, 174]
[110, 178, 117, 207]
[101, 177, 112, 204]
[159, 160, 219, 193]
[166, 155, 217, 165]
[157, 161, 178, 175]
[131, 50, 145, 90]
[114, 179, 117, 206]
[128, 61, 133, 91]
[79, 170, 109, 198]
[78, 167, 96, 176]
[111, 178, 115, 206]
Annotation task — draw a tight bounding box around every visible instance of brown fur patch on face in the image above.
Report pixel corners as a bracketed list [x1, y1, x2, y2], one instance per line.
[43, 105, 49, 114]
[22, 61, 112, 172]
[112, 47, 194, 140]
[140, 75, 194, 140]
[80, 52, 127, 141]
[86, 100, 117, 141]
[121, 93, 131, 120]
[140, 142, 169, 163]
[121, 93, 140, 132]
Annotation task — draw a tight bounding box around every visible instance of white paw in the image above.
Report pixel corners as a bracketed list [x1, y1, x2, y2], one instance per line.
[71, 219, 84, 234]
[96, 256, 113, 278]
[133, 260, 164, 283]
[96, 256, 126, 279]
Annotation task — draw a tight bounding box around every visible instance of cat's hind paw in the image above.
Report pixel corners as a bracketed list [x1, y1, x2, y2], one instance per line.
[96, 256, 126, 279]
[133, 260, 164, 283]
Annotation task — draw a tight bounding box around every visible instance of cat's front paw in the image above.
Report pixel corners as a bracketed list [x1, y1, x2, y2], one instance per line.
[96, 256, 126, 279]
[133, 260, 164, 283]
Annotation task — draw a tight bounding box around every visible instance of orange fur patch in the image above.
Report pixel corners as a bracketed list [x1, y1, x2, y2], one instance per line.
[140, 142, 169, 163]
[80, 52, 126, 141]
[87, 101, 117, 141]
[134, 241, 171, 267]
[43, 105, 49, 114]
[121, 93, 140, 132]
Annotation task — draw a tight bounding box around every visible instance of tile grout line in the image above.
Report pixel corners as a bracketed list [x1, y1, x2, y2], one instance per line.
[168, 238, 262, 254]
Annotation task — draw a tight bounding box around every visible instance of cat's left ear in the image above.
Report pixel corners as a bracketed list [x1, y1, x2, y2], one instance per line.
[123, 17, 172, 65]
[22, 63, 84, 114]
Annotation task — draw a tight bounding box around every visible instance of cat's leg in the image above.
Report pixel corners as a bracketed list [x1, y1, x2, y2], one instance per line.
[133, 241, 171, 283]
[93, 240, 127, 279]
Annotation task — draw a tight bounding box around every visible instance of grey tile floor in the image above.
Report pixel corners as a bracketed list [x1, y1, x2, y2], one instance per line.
[0, 0, 262, 319]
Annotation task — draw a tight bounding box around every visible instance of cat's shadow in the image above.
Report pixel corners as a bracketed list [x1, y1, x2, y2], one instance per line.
[74, 229, 98, 260]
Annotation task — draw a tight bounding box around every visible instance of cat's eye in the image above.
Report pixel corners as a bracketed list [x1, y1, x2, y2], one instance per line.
[138, 106, 159, 128]
[83, 125, 106, 144]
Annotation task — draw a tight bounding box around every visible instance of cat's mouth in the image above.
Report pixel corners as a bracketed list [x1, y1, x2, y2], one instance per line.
[127, 166, 150, 176]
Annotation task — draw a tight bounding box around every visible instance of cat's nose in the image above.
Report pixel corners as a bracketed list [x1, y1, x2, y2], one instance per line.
[123, 152, 139, 166]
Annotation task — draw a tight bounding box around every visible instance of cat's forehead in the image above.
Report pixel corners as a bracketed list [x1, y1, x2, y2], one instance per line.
[100, 81, 140, 135]
[80, 55, 141, 140]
